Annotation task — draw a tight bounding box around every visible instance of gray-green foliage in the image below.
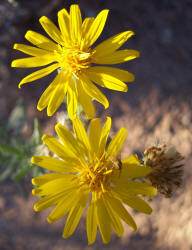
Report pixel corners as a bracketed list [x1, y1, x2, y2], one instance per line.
[0, 99, 45, 198]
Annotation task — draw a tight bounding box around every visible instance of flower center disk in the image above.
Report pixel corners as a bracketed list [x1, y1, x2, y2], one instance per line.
[56, 45, 92, 73]
[80, 155, 122, 193]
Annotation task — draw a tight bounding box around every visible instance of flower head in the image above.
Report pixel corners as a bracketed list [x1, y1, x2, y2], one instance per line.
[142, 144, 184, 198]
[12, 4, 139, 119]
[31, 117, 156, 244]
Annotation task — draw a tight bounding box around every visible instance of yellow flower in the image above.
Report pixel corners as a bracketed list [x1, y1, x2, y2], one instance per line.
[31, 117, 156, 244]
[12, 5, 139, 119]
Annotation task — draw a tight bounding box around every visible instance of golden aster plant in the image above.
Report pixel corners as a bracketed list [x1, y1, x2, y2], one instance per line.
[11, 4, 139, 119]
[31, 117, 157, 244]
[9, 3, 185, 246]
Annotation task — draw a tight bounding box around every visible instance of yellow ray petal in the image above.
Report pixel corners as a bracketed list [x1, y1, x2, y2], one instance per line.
[11, 56, 56, 68]
[18, 63, 59, 88]
[37, 71, 62, 111]
[47, 79, 68, 116]
[31, 156, 78, 173]
[13, 44, 50, 56]
[89, 118, 101, 155]
[47, 189, 79, 223]
[104, 194, 137, 232]
[39, 16, 64, 45]
[70, 4, 82, 42]
[72, 118, 91, 156]
[33, 192, 65, 212]
[86, 66, 134, 83]
[96, 198, 111, 244]
[32, 175, 76, 196]
[82, 17, 94, 38]
[55, 123, 82, 156]
[76, 79, 95, 119]
[85, 69, 128, 92]
[25, 30, 58, 51]
[58, 8, 70, 43]
[84, 9, 109, 47]
[63, 191, 88, 238]
[80, 74, 109, 109]
[121, 165, 152, 179]
[114, 181, 157, 196]
[107, 128, 127, 156]
[93, 31, 134, 57]
[67, 79, 78, 120]
[37, 84, 55, 111]
[87, 201, 98, 245]
[122, 154, 140, 164]
[42, 134, 79, 163]
[103, 195, 124, 237]
[120, 193, 152, 214]
[98, 116, 111, 155]
[93, 49, 140, 64]
[32, 173, 66, 186]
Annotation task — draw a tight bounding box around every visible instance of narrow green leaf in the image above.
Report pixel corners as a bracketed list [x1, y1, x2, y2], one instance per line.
[12, 165, 33, 180]
[0, 167, 13, 182]
[28, 118, 42, 146]
[8, 98, 26, 134]
[0, 143, 20, 155]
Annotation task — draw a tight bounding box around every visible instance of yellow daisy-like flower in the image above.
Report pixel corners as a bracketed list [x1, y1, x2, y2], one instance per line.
[12, 4, 139, 119]
[31, 117, 156, 244]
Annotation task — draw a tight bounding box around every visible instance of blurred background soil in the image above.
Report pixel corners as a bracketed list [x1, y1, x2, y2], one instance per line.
[0, 0, 192, 249]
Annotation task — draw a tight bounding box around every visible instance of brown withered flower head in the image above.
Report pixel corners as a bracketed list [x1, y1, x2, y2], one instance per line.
[142, 144, 184, 198]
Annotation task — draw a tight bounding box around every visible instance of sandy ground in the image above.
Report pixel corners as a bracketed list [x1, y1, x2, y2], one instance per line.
[0, 0, 192, 249]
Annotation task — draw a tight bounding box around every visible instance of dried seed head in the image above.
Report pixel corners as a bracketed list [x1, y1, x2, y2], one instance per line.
[142, 144, 184, 198]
